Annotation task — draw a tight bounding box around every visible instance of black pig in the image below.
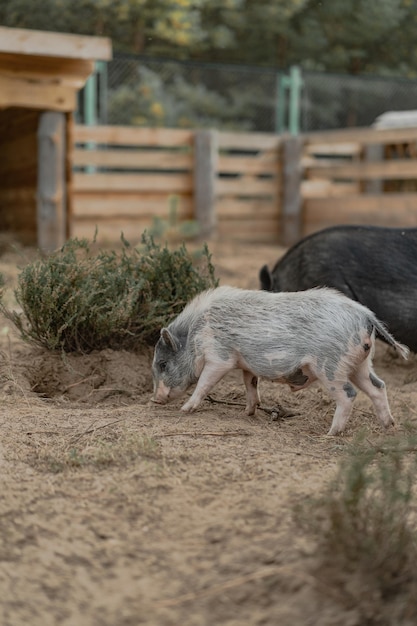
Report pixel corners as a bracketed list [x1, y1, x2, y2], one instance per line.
[259, 225, 417, 352]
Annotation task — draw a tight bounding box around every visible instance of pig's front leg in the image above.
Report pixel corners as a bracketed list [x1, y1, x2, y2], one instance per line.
[181, 360, 233, 413]
[242, 370, 260, 415]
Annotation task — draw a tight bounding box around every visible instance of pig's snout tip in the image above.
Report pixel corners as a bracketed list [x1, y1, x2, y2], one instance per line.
[151, 382, 171, 405]
[151, 396, 168, 405]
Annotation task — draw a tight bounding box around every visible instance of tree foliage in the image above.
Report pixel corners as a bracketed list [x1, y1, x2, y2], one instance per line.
[0, 0, 415, 76]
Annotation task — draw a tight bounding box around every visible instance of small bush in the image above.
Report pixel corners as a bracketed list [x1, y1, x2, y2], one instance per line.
[299, 434, 417, 624]
[2, 232, 218, 353]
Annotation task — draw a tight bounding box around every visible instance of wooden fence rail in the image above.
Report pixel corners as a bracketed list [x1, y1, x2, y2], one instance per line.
[71, 123, 417, 247]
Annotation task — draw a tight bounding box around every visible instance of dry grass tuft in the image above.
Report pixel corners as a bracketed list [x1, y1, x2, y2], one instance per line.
[298, 430, 417, 625]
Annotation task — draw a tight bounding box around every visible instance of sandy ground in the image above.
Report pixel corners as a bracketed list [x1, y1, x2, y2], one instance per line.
[1, 238, 417, 626]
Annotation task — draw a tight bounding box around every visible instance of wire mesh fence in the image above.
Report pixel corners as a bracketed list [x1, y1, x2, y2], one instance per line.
[105, 55, 278, 132]
[302, 71, 417, 131]
[77, 53, 417, 133]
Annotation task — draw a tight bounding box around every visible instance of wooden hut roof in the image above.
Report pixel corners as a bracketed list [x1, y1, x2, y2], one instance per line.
[0, 26, 112, 111]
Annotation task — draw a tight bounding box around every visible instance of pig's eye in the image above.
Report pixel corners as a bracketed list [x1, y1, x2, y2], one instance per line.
[159, 361, 167, 372]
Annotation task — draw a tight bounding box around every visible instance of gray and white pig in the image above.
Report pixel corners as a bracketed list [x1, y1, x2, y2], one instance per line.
[259, 225, 417, 352]
[152, 285, 409, 435]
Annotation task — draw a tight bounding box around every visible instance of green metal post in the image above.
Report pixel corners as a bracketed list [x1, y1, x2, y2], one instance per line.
[84, 65, 97, 126]
[275, 66, 303, 135]
[275, 73, 288, 134]
[84, 63, 97, 173]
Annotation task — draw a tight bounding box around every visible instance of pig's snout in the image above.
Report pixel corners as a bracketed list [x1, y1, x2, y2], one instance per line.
[153, 380, 171, 405]
[152, 380, 187, 405]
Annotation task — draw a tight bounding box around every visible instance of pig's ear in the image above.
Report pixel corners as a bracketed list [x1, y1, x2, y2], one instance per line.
[160, 328, 179, 352]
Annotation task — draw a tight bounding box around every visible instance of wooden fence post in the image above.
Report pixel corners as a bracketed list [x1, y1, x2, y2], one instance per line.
[281, 135, 303, 246]
[194, 129, 217, 238]
[37, 111, 67, 253]
[364, 144, 384, 194]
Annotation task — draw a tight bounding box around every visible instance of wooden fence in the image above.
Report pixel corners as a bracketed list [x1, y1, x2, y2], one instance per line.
[301, 126, 417, 236]
[71, 123, 417, 247]
[215, 131, 282, 242]
[71, 124, 282, 244]
[71, 125, 194, 243]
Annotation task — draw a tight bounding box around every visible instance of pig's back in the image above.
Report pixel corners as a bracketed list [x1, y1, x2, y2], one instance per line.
[177, 285, 372, 349]
[194, 286, 372, 379]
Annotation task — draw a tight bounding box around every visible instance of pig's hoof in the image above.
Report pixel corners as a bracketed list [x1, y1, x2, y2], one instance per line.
[326, 428, 343, 436]
[151, 398, 166, 405]
[181, 403, 195, 413]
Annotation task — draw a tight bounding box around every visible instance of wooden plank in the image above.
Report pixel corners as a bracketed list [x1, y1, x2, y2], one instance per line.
[37, 112, 67, 253]
[306, 159, 417, 180]
[304, 193, 417, 215]
[305, 126, 417, 146]
[216, 199, 278, 219]
[217, 232, 280, 243]
[217, 177, 278, 196]
[0, 53, 94, 84]
[304, 208, 417, 233]
[73, 148, 193, 170]
[0, 26, 112, 60]
[72, 216, 280, 244]
[217, 220, 280, 242]
[218, 216, 280, 230]
[302, 180, 360, 198]
[74, 124, 193, 147]
[0, 74, 75, 111]
[305, 142, 361, 156]
[71, 220, 168, 244]
[73, 172, 193, 193]
[72, 194, 192, 218]
[218, 131, 281, 151]
[302, 155, 356, 168]
[218, 155, 278, 175]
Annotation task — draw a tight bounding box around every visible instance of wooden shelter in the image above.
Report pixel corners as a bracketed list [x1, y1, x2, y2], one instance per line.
[0, 26, 112, 252]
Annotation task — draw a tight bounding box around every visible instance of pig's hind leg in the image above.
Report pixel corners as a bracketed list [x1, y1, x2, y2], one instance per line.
[242, 370, 260, 415]
[324, 380, 358, 435]
[314, 366, 358, 435]
[350, 359, 394, 429]
[181, 359, 234, 413]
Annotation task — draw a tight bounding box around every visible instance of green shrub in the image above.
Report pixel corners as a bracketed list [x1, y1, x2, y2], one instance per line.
[2, 232, 218, 353]
[299, 434, 417, 624]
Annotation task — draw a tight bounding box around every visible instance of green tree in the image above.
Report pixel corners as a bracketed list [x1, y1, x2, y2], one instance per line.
[195, 0, 414, 75]
[0, 0, 212, 57]
[195, 0, 308, 65]
[1, 0, 416, 77]
[288, 0, 409, 74]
